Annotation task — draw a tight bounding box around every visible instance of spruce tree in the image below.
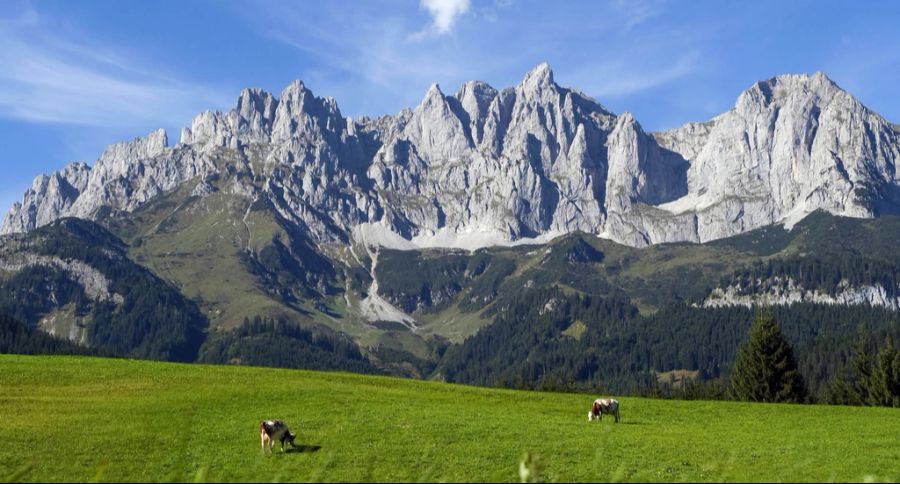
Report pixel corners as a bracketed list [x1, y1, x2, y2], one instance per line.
[850, 325, 873, 405]
[730, 310, 808, 403]
[868, 337, 900, 407]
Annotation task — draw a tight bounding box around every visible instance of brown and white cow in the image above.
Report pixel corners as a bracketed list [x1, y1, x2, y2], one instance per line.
[260, 419, 297, 452]
[588, 398, 620, 423]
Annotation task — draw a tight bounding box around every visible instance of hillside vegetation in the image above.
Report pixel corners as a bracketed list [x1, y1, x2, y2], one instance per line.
[6, 213, 900, 399]
[0, 219, 207, 361]
[1, 355, 898, 482]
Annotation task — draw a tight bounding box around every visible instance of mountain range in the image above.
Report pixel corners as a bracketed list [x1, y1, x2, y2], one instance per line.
[5, 63, 900, 248]
[3, 64, 900, 395]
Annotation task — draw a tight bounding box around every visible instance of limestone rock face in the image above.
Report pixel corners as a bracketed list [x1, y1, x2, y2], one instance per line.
[602, 112, 690, 245]
[653, 72, 900, 242]
[366, 63, 623, 243]
[4, 67, 900, 251]
[69, 129, 215, 218]
[1, 162, 91, 234]
[703, 278, 900, 311]
[185, 88, 278, 151]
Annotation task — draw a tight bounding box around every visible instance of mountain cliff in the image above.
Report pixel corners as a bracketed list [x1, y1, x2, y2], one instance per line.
[4, 65, 899, 250]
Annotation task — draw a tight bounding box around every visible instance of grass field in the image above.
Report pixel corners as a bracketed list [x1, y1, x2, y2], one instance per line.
[1, 355, 898, 482]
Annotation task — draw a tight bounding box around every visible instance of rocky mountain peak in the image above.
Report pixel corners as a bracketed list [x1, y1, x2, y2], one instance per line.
[417, 83, 451, 116]
[237, 87, 276, 111]
[737, 71, 846, 113]
[652, 70, 900, 245]
[810, 70, 837, 85]
[281, 79, 310, 97]
[615, 111, 638, 127]
[4, 68, 900, 252]
[456, 80, 497, 100]
[521, 62, 554, 90]
[276, 80, 313, 117]
[236, 87, 278, 131]
[387, 81, 472, 165]
[271, 80, 348, 144]
[424, 82, 444, 98]
[454, 80, 498, 146]
[98, 128, 168, 165]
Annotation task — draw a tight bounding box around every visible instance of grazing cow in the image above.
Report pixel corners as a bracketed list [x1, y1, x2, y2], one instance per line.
[260, 420, 297, 452]
[588, 398, 620, 423]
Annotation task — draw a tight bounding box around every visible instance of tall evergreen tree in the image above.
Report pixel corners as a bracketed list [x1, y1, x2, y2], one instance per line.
[825, 326, 872, 405]
[730, 310, 808, 403]
[850, 325, 874, 405]
[867, 337, 900, 407]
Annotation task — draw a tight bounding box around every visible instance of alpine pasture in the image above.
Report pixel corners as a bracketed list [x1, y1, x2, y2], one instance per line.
[1, 355, 897, 482]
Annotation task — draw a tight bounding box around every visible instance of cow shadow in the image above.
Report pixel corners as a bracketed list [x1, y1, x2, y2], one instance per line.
[286, 444, 322, 454]
[591, 420, 644, 426]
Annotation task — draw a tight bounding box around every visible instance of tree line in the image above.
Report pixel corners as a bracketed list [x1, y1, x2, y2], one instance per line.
[0, 312, 112, 357]
[197, 315, 378, 374]
[438, 286, 900, 406]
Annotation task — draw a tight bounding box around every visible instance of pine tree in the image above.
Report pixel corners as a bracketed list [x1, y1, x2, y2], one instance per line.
[730, 310, 808, 403]
[867, 337, 900, 407]
[824, 370, 854, 405]
[850, 325, 873, 405]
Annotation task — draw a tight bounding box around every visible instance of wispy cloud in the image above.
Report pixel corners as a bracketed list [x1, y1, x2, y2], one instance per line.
[0, 7, 231, 128]
[612, 0, 666, 30]
[563, 51, 699, 99]
[413, 0, 471, 39]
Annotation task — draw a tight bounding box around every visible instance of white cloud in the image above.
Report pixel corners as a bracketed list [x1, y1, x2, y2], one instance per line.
[417, 0, 471, 37]
[253, 2, 499, 116]
[0, 11, 231, 128]
[250, 0, 705, 118]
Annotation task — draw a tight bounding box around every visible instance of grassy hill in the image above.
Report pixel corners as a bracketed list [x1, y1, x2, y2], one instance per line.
[6, 212, 900, 396]
[1, 355, 898, 482]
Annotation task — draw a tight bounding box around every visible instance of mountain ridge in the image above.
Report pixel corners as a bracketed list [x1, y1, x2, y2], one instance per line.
[4, 65, 899, 250]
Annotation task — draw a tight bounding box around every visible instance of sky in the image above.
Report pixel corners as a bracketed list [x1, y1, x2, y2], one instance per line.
[1, 0, 899, 214]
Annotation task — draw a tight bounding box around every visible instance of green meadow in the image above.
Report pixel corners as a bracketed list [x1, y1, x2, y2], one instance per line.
[1, 355, 898, 482]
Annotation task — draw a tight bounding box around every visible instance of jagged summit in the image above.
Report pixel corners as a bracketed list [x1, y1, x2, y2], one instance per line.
[4, 67, 899, 251]
[455, 80, 496, 96]
[770, 70, 838, 89]
[736, 71, 846, 112]
[654, 69, 900, 242]
[522, 62, 554, 86]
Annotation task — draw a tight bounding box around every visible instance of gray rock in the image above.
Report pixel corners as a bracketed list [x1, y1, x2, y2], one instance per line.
[1, 162, 91, 234]
[652, 72, 900, 243]
[4, 66, 899, 252]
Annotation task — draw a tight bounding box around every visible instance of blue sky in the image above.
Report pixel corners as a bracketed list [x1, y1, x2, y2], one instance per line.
[2, 0, 899, 214]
